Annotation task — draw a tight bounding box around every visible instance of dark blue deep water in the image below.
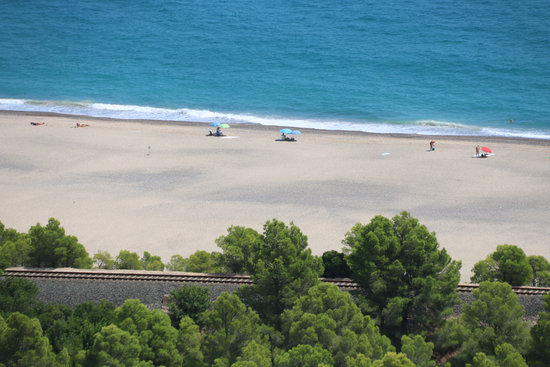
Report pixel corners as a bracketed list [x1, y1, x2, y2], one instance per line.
[1, 0, 549, 138]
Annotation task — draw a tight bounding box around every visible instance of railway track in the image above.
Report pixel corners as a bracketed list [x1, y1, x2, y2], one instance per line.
[4, 267, 550, 295]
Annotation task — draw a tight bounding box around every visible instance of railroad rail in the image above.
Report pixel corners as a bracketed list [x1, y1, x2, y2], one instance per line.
[3, 267, 550, 295]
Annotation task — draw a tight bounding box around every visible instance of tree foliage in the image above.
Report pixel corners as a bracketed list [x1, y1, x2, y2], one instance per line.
[166, 254, 187, 271]
[281, 282, 393, 366]
[471, 245, 533, 286]
[114, 250, 143, 270]
[273, 344, 334, 367]
[87, 324, 143, 367]
[93, 250, 115, 269]
[113, 299, 182, 366]
[28, 218, 92, 268]
[185, 250, 223, 273]
[0, 276, 39, 317]
[321, 250, 352, 278]
[527, 255, 550, 287]
[460, 281, 530, 361]
[177, 316, 205, 367]
[400, 334, 436, 367]
[70, 300, 116, 353]
[527, 292, 550, 367]
[140, 251, 164, 271]
[235, 219, 323, 329]
[466, 344, 528, 367]
[343, 212, 461, 343]
[371, 352, 415, 367]
[216, 225, 262, 274]
[201, 292, 271, 366]
[168, 284, 211, 327]
[0, 312, 67, 366]
[232, 339, 272, 367]
[0, 221, 30, 271]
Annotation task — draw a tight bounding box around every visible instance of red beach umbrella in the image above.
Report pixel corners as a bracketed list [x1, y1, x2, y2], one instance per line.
[481, 146, 492, 153]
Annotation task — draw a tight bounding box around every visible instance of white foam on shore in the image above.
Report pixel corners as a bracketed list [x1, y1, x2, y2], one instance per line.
[2, 98, 549, 140]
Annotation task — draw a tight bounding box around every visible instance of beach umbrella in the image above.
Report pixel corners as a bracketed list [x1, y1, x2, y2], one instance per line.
[220, 123, 230, 128]
[481, 146, 492, 153]
[211, 122, 221, 127]
[280, 128, 292, 134]
[290, 130, 301, 135]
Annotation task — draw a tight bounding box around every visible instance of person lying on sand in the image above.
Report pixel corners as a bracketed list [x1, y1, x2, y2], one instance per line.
[30, 122, 45, 126]
[280, 133, 296, 142]
[76, 123, 90, 128]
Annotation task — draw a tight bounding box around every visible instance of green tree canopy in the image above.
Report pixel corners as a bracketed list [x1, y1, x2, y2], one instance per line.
[527, 255, 550, 287]
[236, 219, 323, 329]
[69, 299, 116, 355]
[0, 312, 67, 366]
[527, 292, 550, 367]
[461, 281, 530, 359]
[177, 316, 205, 367]
[28, 218, 92, 268]
[321, 250, 352, 278]
[114, 250, 143, 270]
[216, 225, 262, 274]
[35, 303, 73, 354]
[274, 344, 334, 367]
[0, 276, 39, 317]
[185, 250, 223, 273]
[166, 254, 187, 271]
[0, 221, 30, 271]
[371, 352, 415, 367]
[281, 282, 393, 366]
[232, 339, 272, 367]
[114, 299, 181, 366]
[87, 324, 142, 367]
[465, 344, 528, 367]
[140, 251, 165, 271]
[471, 245, 533, 286]
[168, 284, 211, 327]
[493, 343, 528, 367]
[344, 353, 373, 367]
[343, 212, 461, 344]
[93, 250, 115, 269]
[400, 335, 436, 367]
[201, 292, 271, 366]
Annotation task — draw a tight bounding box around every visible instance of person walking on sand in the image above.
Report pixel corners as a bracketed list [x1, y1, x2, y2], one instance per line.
[429, 140, 435, 151]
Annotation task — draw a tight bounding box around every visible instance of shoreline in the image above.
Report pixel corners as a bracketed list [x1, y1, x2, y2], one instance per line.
[1, 110, 549, 281]
[3, 109, 550, 146]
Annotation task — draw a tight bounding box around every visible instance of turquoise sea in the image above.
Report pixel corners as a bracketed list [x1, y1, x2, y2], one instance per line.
[1, 0, 549, 138]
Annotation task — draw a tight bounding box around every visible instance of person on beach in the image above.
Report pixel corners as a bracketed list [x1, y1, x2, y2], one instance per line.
[208, 127, 224, 136]
[30, 122, 45, 126]
[429, 140, 435, 150]
[76, 123, 89, 127]
[475, 145, 480, 157]
[280, 133, 296, 142]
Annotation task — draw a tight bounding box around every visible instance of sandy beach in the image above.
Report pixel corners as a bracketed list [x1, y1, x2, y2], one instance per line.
[1, 111, 549, 280]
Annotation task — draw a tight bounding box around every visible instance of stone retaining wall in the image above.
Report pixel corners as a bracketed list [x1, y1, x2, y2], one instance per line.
[15, 277, 547, 323]
[29, 278, 241, 310]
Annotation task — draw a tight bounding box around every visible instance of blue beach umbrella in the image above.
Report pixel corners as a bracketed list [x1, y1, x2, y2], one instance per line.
[280, 128, 292, 134]
[211, 122, 221, 127]
[290, 130, 301, 135]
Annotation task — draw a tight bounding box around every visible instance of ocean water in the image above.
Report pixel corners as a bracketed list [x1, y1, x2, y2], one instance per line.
[1, 0, 549, 138]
